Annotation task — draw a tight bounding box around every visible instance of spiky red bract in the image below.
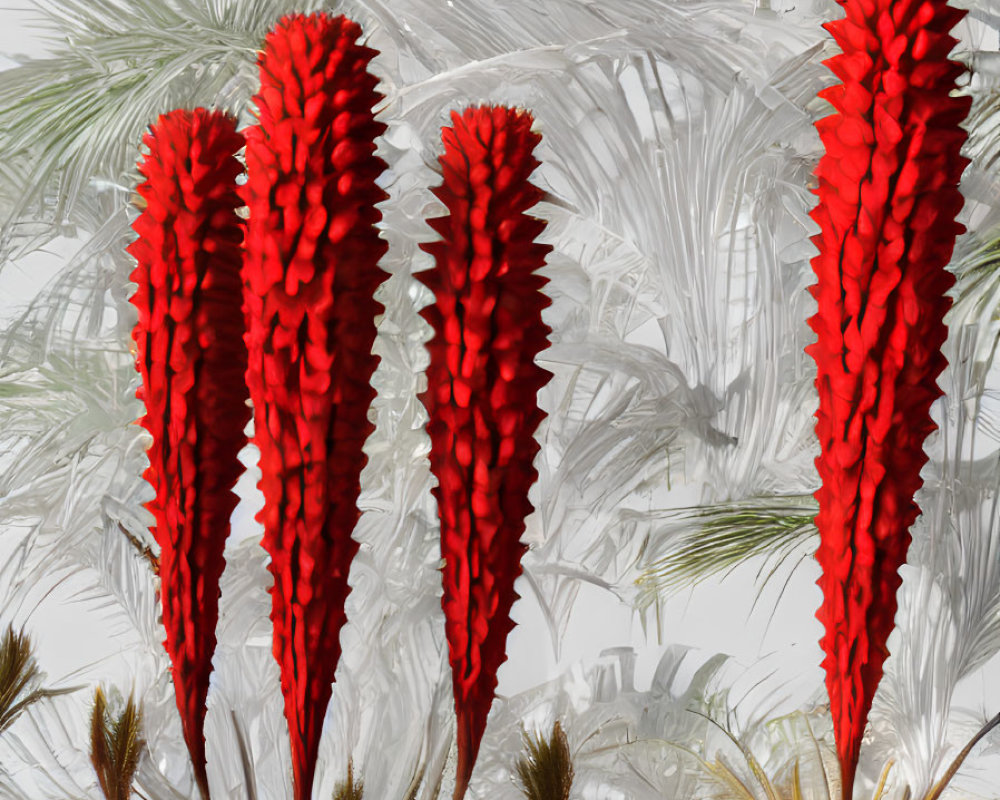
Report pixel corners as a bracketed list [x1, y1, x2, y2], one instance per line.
[128, 108, 249, 800]
[419, 106, 552, 800]
[241, 13, 388, 800]
[807, 0, 970, 794]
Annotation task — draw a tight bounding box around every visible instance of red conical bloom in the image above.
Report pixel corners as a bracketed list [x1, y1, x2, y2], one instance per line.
[418, 106, 552, 800]
[241, 13, 387, 800]
[807, 0, 970, 795]
[128, 108, 249, 800]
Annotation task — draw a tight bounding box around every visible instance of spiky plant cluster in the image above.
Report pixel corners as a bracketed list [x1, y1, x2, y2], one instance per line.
[241, 13, 388, 800]
[90, 687, 144, 800]
[515, 721, 574, 800]
[807, 0, 971, 794]
[0, 625, 75, 735]
[128, 107, 248, 799]
[419, 105, 552, 798]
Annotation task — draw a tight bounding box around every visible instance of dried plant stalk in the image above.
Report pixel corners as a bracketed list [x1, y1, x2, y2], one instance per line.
[515, 721, 574, 800]
[90, 687, 144, 800]
[332, 760, 364, 800]
[0, 625, 76, 734]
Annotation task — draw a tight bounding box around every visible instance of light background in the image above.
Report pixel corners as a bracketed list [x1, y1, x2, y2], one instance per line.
[0, 0, 826, 707]
[1, 1, 999, 798]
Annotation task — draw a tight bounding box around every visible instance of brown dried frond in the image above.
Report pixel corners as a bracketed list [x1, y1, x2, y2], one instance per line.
[332, 759, 363, 800]
[90, 686, 144, 800]
[515, 720, 574, 800]
[116, 522, 159, 574]
[0, 624, 77, 734]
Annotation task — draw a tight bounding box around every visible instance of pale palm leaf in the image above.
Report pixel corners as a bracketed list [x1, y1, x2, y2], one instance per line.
[0, 0, 332, 255]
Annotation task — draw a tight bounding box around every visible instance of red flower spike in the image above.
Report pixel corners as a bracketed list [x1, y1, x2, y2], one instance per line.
[808, 0, 971, 795]
[241, 13, 387, 800]
[128, 108, 249, 800]
[419, 106, 553, 800]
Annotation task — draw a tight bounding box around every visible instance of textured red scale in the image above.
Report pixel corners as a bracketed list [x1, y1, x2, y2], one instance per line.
[808, 0, 970, 795]
[241, 13, 387, 800]
[128, 108, 248, 800]
[419, 106, 552, 800]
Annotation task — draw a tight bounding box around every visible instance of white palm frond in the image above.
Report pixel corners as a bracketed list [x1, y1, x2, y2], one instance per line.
[473, 645, 731, 800]
[207, 538, 289, 800]
[0, 0, 340, 247]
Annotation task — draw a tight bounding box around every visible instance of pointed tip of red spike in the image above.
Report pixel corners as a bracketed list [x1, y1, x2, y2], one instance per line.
[193, 758, 211, 800]
[453, 705, 481, 800]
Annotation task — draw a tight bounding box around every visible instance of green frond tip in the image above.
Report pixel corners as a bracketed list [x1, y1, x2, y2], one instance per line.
[0, 624, 78, 735]
[635, 495, 818, 605]
[332, 759, 364, 800]
[90, 686, 144, 800]
[515, 720, 574, 800]
[954, 233, 1000, 297]
[950, 233, 1000, 341]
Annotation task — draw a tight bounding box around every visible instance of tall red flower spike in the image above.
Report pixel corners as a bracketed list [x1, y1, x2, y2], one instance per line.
[807, 0, 970, 795]
[419, 106, 552, 800]
[241, 13, 387, 800]
[128, 108, 249, 800]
